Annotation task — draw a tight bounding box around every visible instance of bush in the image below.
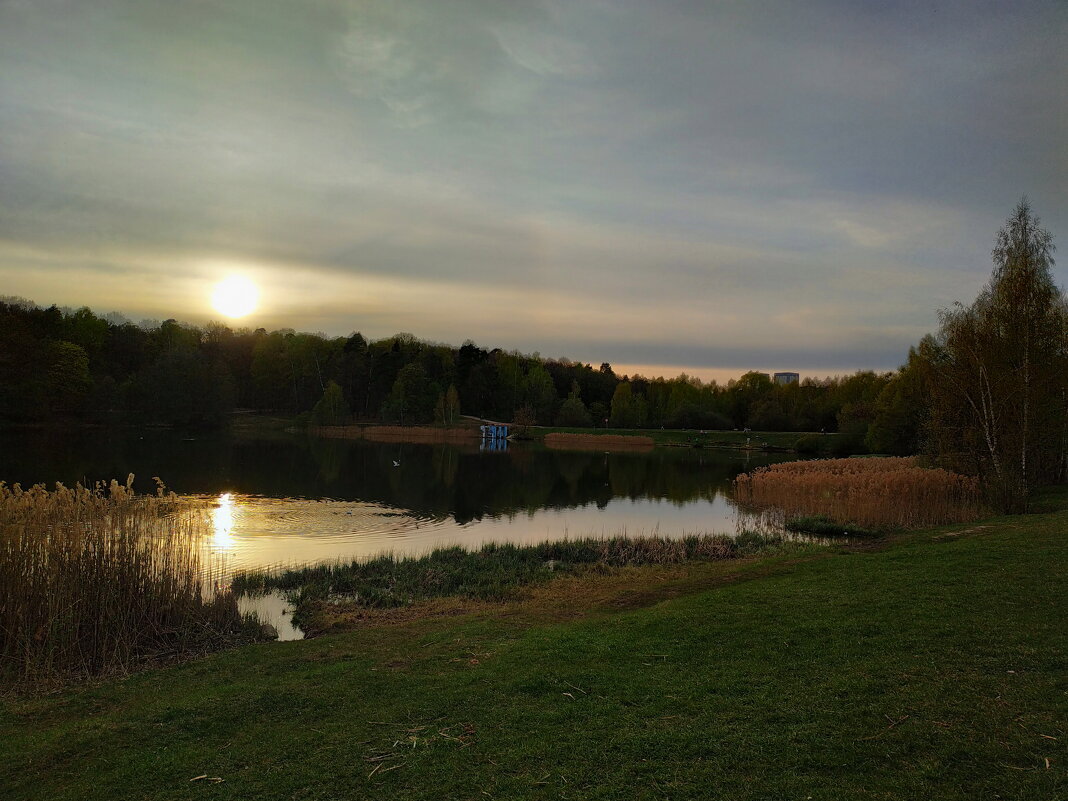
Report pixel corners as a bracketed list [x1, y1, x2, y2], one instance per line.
[794, 434, 822, 455]
[829, 433, 866, 457]
[666, 403, 732, 430]
[785, 515, 876, 537]
[311, 381, 350, 426]
[556, 396, 592, 427]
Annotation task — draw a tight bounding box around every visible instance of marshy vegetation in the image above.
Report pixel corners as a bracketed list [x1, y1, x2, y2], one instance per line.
[0, 478, 259, 685]
[309, 424, 479, 443]
[233, 531, 790, 628]
[543, 432, 655, 451]
[734, 456, 986, 530]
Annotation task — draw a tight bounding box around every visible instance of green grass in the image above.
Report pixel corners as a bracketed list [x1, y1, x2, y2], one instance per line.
[2, 508, 1066, 800]
[232, 533, 789, 629]
[537, 425, 851, 452]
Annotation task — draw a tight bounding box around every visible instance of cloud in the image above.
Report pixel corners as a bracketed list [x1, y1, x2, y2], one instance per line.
[0, 0, 1065, 378]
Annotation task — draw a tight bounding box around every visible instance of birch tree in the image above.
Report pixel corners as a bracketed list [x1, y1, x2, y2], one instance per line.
[925, 199, 1064, 511]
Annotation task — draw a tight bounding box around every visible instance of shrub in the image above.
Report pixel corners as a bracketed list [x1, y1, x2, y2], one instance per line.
[829, 433, 866, 457]
[784, 515, 876, 537]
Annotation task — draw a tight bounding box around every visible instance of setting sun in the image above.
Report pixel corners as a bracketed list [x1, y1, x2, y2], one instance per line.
[211, 276, 259, 318]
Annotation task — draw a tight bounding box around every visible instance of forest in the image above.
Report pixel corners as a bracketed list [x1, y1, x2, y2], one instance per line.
[0, 297, 914, 453]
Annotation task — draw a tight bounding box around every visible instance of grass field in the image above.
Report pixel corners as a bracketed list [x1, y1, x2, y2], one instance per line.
[2, 501, 1066, 799]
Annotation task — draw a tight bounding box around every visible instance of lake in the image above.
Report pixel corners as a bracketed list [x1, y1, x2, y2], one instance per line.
[0, 426, 792, 578]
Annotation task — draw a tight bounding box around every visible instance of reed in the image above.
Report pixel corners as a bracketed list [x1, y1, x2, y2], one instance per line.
[544, 433, 655, 451]
[0, 477, 257, 685]
[309, 425, 478, 443]
[734, 457, 985, 530]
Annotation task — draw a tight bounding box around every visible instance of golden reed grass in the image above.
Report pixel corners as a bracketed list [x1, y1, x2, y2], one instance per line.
[310, 425, 478, 443]
[734, 457, 985, 529]
[0, 477, 254, 685]
[544, 433, 655, 451]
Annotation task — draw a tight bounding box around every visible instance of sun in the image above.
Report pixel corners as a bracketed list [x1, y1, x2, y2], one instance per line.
[211, 276, 259, 318]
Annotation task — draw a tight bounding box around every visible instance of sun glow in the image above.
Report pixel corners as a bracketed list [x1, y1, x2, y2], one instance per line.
[211, 492, 236, 550]
[211, 276, 259, 318]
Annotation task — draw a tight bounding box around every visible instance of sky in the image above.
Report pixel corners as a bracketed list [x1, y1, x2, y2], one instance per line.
[1, 0, 1065, 383]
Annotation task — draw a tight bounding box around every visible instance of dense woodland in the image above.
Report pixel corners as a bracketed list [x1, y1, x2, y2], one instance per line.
[0, 297, 911, 452]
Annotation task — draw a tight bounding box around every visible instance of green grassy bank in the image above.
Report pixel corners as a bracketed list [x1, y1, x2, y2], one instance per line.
[232, 533, 792, 633]
[3, 509, 1066, 799]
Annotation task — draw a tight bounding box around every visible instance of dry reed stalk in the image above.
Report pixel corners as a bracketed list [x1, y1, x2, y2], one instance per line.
[734, 457, 985, 529]
[544, 433, 655, 451]
[0, 476, 253, 684]
[310, 425, 478, 443]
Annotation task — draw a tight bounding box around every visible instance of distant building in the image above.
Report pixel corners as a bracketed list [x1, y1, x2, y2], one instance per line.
[773, 372, 799, 386]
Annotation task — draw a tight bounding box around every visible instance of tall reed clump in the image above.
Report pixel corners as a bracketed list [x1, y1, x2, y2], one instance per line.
[0, 477, 257, 685]
[734, 457, 985, 530]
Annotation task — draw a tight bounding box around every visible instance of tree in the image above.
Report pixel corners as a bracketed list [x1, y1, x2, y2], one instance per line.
[523, 364, 557, 424]
[444, 384, 461, 424]
[924, 199, 1064, 510]
[556, 382, 592, 427]
[513, 405, 537, 438]
[382, 362, 436, 423]
[865, 350, 927, 455]
[45, 341, 91, 415]
[609, 382, 637, 428]
[311, 381, 350, 426]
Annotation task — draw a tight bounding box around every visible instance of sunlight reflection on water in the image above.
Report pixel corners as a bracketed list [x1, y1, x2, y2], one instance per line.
[199, 491, 747, 582]
[210, 492, 236, 551]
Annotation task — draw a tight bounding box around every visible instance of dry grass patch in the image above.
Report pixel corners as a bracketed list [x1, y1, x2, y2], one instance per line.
[310, 425, 479, 443]
[734, 456, 985, 530]
[544, 433, 655, 451]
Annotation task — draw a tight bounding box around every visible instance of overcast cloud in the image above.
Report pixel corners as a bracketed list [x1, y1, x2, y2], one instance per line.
[1, 0, 1064, 380]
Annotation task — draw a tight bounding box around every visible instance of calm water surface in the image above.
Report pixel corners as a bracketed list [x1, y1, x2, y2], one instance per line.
[0, 427, 793, 578]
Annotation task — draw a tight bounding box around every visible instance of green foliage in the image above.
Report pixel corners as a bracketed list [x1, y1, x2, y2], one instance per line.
[556, 397, 591, 427]
[444, 384, 461, 424]
[865, 352, 927, 455]
[794, 434, 822, 455]
[556, 382, 592, 427]
[129, 349, 233, 427]
[828, 433, 866, 457]
[784, 515, 877, 537]
[523, 364, 557, 424]
[512, 405, 537, 437]
[665, 402, 732, 430]
[311, 381, 350, 426]
[44, 341, 91, 415]
[233, 533, 786, 615]
[588, 401, 609, 426]
[0, 298, 917, 438]
[382, 363, 437, 423]
[610, 381, 644, 428]
[922, 200, 1065, 510]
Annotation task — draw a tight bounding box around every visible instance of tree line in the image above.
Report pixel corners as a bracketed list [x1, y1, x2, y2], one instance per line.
[0, 298, 901, 447]
[1, 199, 1062, 509]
